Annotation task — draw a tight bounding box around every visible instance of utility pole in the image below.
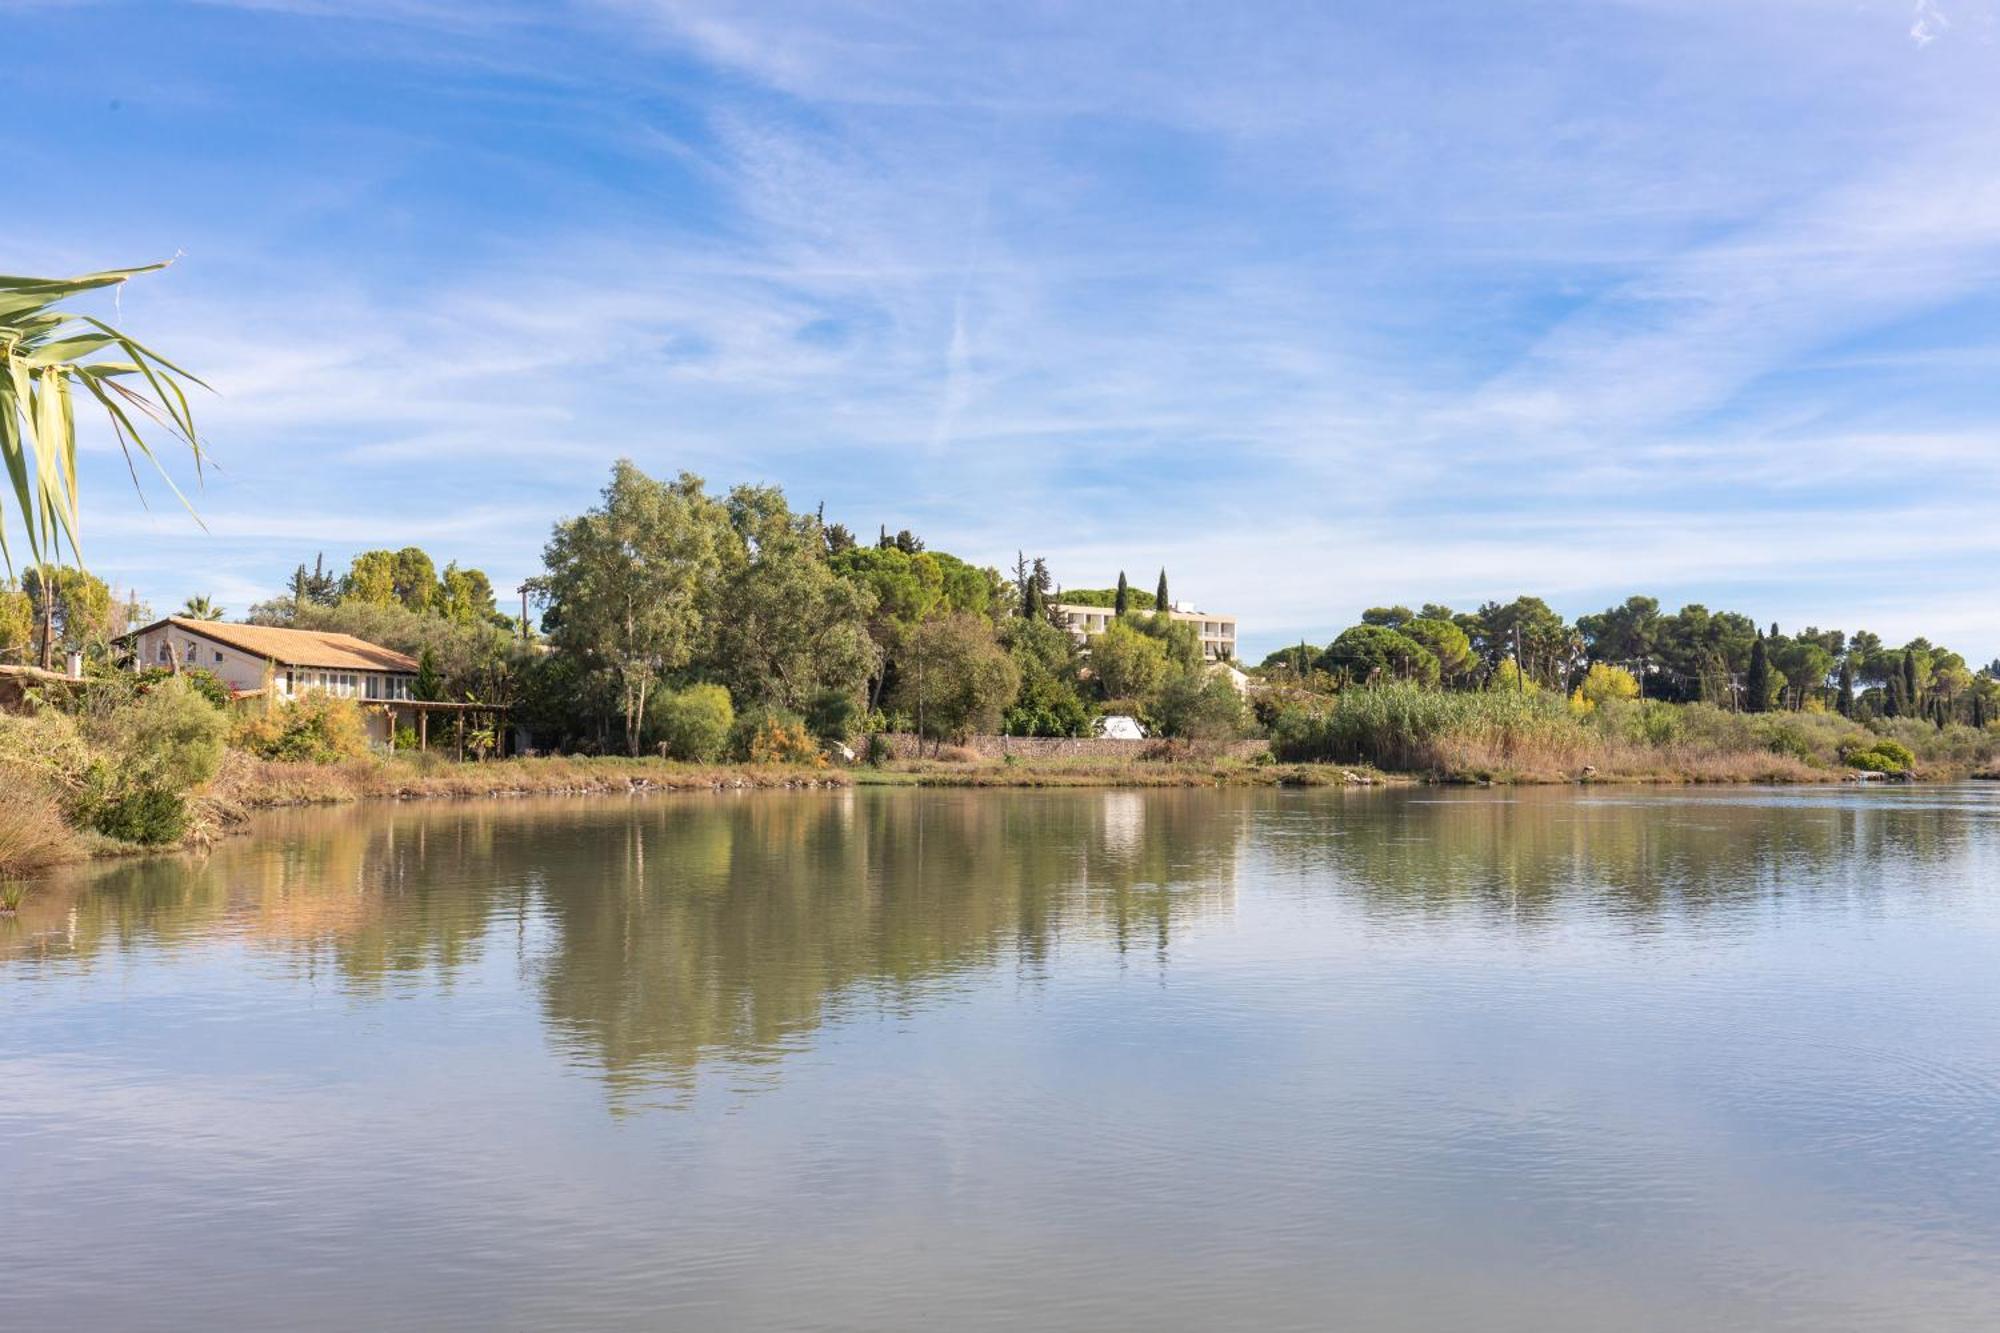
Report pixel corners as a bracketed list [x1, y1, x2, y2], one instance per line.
[519, 586, 530, 647]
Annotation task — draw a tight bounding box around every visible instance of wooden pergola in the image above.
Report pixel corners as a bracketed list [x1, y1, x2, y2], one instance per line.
[378, 698, 513, 759]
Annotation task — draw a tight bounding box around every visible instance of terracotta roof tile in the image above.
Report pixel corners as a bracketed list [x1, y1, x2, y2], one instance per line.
[144, 618, 420, 673]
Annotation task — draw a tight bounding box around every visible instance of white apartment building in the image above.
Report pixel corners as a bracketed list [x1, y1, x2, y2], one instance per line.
[1053, 599, 1238, 661]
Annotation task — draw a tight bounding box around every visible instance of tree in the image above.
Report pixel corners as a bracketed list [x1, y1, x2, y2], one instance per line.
[1402, 617, 1475, 684]
[414, 646, 443, 702]
[1472, 597, 1574, 688]
[1089, 619, 1170, 701]
[1000, 613, 1092, 737]
[1360, 606, 1415, 630]
[653, 683, 735, 761]
[1745, 635, 1772, 713]
[287, 554, 339, 611]
[892, 612, 1019, 751]
[1317, 624, 1439, 687]
[24, 566, 113, 665]
[2, 266, 207, 668]
[1570, 662, 1640, 713]
[437, 562, 499, 625]
[531, 461, 729, 756]
[1155, 569, 1170, 612]
[0, 580, 34, 663]
[708, 484, 876, 713]
[1837, 658, 1855, 717]
[343, 550, 397, 606]
[180, 594, 224, 620]
[391, 547, 437, 612]
[1578, 596, 1661, 692]
[1114, 570, 1130, 617]
[1772, 638, 1833, 711]
[1151, 668, 1249, 741]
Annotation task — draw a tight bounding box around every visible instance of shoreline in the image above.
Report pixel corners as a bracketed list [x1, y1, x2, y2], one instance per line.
[8, 752, 1977, 883]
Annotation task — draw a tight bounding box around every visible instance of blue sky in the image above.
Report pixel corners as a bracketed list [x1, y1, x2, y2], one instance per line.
[11, 0, 2000, 661]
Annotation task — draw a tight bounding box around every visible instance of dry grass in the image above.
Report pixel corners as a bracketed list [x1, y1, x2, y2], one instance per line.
[203, 750, 849, 817]
[861, 756, 1395, 788]
[0, 770, 83, 876]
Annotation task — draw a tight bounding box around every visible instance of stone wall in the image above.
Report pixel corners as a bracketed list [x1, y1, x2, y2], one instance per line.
[877, 733, 1270, 762]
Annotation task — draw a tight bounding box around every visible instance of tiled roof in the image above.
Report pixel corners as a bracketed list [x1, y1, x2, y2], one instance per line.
[141, 618, 420, 672]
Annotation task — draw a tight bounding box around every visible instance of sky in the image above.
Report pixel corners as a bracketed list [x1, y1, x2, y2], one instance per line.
[9, 0, 2000, 662]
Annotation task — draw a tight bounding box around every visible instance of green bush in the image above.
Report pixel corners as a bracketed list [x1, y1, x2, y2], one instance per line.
[863, 733, 895, 766]
[654, 683, 735, 761]
[92, 787, 188, 845]
[133, 665, 232, 709]
[804, 687, 861, 744]
[1840, 736, 1916, 774]
[99, 676, 228, 793]
[1151, 669, 1250, 741]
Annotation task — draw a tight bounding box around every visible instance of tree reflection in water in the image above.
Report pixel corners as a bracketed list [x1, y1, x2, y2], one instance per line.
[4, 786, 1980, 1100]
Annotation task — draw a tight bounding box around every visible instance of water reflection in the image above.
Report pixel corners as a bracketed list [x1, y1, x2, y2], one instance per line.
[5, 790, 1253, 1093]
[6, 786, 2000, 1331]
[5, 786, 1993, 1097]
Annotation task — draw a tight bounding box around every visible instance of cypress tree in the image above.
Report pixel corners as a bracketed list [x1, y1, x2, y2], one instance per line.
[1975, 694, 1988, 731]
[1114, 571, 1129, 617]
[1155, 569, 1169, 612]
[1903, 651, 1920, 717]
[1746, 635, 1771, 714]
[1837, 659, 1855, 717]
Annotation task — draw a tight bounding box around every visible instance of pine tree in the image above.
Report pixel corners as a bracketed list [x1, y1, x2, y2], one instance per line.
[1746, 635, 1771, 714]
[1837, 659, 1855, 717]
[1155, 569, 1169, 612]
[1114, 571, 1129, 617]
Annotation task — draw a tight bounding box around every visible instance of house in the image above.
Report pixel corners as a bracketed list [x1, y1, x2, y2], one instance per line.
[1053, 598, 1238, 662]
[123, 617, 496, 749]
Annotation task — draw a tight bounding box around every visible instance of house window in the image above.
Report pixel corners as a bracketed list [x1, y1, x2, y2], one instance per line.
[214, 650, 224, 664]
[156, 641, 170, 664]
[183, 641, 198, 663]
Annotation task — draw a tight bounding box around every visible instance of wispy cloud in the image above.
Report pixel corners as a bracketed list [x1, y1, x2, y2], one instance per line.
[14, 0, 2000, 659]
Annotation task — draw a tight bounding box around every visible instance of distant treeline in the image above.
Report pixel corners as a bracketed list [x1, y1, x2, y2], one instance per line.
[1260, 598, 1998, 727]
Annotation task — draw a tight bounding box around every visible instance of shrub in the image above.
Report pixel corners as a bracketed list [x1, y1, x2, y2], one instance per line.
[863, 733, 895, 766]
[805, 687, 861, 744]
[133, 665, 232, 709]
[231, 692, 370, 763]
[728, 704, 824, 765]
[654, 683, 735, 762]
[1840, 737, 1916, 774]
[98, 676, 228, 793]
[92, 787, 188, 845]
[747, 716, 824, 766]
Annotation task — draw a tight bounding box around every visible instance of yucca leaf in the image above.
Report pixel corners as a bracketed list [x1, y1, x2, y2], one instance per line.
[23, 333, 120, 367]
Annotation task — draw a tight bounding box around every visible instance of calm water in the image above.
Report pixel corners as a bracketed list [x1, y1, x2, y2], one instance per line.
[4, 785, 1999, 1331]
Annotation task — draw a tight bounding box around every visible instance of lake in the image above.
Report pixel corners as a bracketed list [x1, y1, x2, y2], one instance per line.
[4, 785, 1999, 1331]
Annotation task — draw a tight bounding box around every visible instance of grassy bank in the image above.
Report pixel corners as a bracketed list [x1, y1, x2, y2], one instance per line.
[1269, 684, 1995, 783]
[856, 753, 1393, 788]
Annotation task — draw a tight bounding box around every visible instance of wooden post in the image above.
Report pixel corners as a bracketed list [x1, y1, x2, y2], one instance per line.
[419, 709, 428, 752]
